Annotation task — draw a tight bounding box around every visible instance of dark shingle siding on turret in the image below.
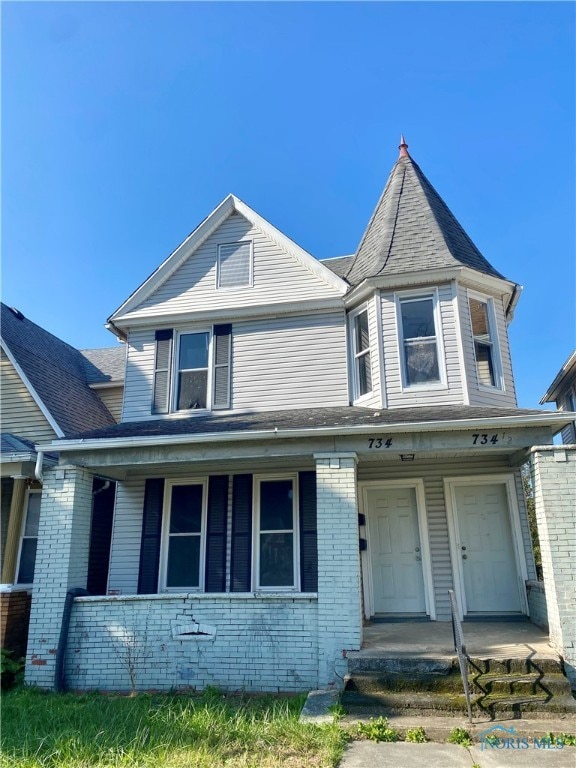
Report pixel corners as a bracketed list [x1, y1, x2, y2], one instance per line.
[346, 155, 505, 286]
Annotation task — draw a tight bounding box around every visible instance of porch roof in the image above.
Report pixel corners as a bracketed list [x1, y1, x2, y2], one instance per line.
[36, 404, 573, 454]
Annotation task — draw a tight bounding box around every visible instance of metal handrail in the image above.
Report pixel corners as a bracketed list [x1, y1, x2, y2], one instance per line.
[448, 589, 473, 723]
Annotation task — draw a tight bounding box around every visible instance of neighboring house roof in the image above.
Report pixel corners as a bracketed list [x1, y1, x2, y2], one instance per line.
[540, 350, 576, 404]
[1, 433, 58, 463]
[58, 404, 560, 444]
[0, 303, 120, 437]
[345, 140, 506, 286]
[80, 347, 125, 385]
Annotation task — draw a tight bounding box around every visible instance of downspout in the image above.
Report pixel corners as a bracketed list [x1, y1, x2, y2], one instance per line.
[34, 450, 44, 484]
[54, 588, 89, 692]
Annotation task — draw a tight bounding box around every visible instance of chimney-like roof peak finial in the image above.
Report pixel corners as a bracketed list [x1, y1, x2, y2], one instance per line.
[399, 134, 409, 158]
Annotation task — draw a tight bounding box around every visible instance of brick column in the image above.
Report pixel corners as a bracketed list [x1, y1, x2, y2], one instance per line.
[314, 453, 362, 688]
[530, 446, 576, 686]
[26, 466, 94, 688]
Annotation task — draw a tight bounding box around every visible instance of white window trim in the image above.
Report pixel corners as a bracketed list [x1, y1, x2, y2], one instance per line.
[443, 474, 529, 620]
[348, 303, 374, 403]
[171, 327, 213, 413]
[467, 289, 504, 391]
[395, 288, 447, 391]
[253, 474, 300, 592]
[216, 241, 254, 290]
[15, 488, 41, 587]
[159, 478, 208, 593]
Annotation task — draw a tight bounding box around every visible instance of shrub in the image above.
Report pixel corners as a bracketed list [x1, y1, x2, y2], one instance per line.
[1, 649, 24, 691]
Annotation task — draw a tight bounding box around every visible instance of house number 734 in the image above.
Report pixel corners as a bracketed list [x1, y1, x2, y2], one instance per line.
[368, 438, 393, 449]
[472, 433, 499, 445]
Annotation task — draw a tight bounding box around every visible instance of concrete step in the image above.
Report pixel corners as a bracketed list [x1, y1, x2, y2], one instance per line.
[341, 689, 481, 715]
[346, 671, 465, 694]
[471, 672, 573, 697]
[477, 692, 576, 715]
[467, 656, 564, 675]
[347, 655, 455, 675]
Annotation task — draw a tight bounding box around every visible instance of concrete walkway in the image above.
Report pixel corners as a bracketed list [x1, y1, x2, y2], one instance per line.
[339, 741, 575, 767]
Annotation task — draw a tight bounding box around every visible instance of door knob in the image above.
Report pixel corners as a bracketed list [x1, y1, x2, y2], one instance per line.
[462, 554, 468, 560]
[415, 546, 421, 552]
[461, 545, 466, 551]
[415, 556, 421, 561]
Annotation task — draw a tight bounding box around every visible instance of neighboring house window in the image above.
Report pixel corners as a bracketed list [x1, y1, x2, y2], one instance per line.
[175, 331, 210, 410]
[162, 481, 206, 590]
[398, 294, 441, 386]
[217, 242, 253, 289]
[16, 490, 41, 584]
[468, 295, 500, 388]
[350, 308, 372, 400]
[255, 476, 298, 590]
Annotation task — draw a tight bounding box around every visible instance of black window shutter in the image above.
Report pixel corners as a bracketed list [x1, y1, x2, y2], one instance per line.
[299, 471, 318, 592]
[152, 330, 173, 414]
[205, 475, 229, 592]
[137, 478, 165, 594]
[230, 474, 252, 592]
[212, 324, 232, 410]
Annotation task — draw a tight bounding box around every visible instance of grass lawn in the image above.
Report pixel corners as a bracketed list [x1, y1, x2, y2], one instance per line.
[1, 687, 348, 768]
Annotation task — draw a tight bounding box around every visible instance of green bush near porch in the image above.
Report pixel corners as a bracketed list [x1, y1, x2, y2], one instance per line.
[1, 687, 348, 768]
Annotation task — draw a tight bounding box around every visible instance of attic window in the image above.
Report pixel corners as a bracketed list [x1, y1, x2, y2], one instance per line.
[217, 242, 252, 289]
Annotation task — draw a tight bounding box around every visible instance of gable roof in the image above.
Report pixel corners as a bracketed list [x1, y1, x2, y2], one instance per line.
[108, 194, 348, 329]
[345, 143, 506, 286]
[1, 303, 120, 437]
[320, 255, 353, 281]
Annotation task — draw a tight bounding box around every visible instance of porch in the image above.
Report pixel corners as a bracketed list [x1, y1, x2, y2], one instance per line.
[354, 618, 556, 660]
[344, 619, 576, 720]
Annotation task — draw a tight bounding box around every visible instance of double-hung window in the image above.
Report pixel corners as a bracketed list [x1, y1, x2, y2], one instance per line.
[398, 294, 441, 387]
[351, 308, 372, 400]
[255, 476, 298, 590]
[468, 294, 501, 388]
[16, 489, 41, 585]
[175, 331, 210, 410]
[162, 481, 206, 590]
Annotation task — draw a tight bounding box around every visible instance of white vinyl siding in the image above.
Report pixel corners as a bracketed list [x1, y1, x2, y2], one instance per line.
[121, 312, 348, 420]
[0, 351, 58, 442]
[121, 330, 156, 422]
[379, 285, 464, 407]
[107, 479, 146, 594]
[232, 312, 348, 410]
[127, 213, 342, 318]
[358, 457, 535, 620]
[94, 386, 124, 423]
[458, 285, 517, 407]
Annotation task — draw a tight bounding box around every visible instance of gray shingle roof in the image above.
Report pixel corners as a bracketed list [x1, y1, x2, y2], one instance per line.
[346, 153, 505, 286]
[1, 433, 37, 454]
[80, 347, 125, 384]
[62, 404, 547, 442]
[320, 256, 353, 280]
[1, 303, 119, 436]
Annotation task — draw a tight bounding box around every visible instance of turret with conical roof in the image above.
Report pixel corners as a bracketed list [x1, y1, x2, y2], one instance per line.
[345, 137, 505, 286]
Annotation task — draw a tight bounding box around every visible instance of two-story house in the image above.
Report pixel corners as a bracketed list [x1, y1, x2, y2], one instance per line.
[26, 140, 576, 693]
[0, 303, 124, 659]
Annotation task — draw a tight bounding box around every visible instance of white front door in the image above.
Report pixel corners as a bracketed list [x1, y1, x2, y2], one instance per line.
[454, 483, 522, 613]
[367, 486, 426, 614]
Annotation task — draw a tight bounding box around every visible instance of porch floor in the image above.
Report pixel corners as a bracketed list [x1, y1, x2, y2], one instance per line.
[354, 620, 558, 661]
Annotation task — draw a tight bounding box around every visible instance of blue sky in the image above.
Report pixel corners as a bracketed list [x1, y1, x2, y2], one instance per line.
[2, 1, 574, 408]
